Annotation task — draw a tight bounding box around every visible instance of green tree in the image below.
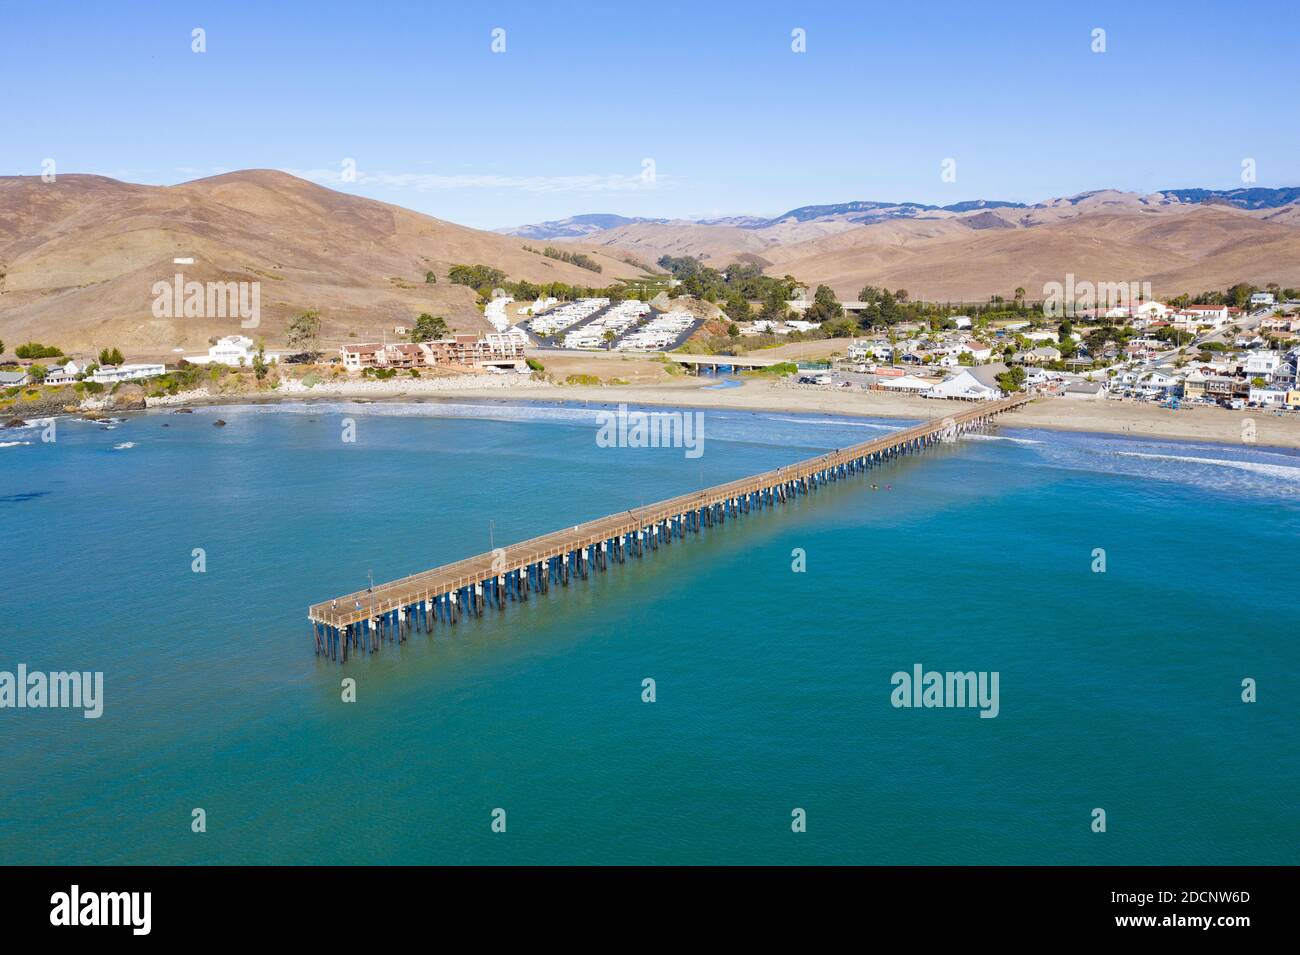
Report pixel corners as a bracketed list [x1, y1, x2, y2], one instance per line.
[1226, 283, 1257, 309]
[804, 284, 843, 323]
[410, 313, 450, 342]
[447, 264, 506, 289]
[759, 288, 788, 322]
[996, 366, 1027, 393]
[17, 342, 63, 359]
[286, 310, 322, 354]
[425, 270, 437, 284]
[602, 329, 617, 349]
[252, 345, 269, 381]
[724, 293, 752, 322]
[27, 363, 48, 383]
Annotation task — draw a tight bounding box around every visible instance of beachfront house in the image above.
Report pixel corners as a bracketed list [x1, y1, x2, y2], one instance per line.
[1244, 351, 1282, 381]
[1249, 386, 1287, 408]
[39, 359, 89, 386]
[42, 364, 77, 386]
[187, 335, 281, 367]
[1183, 370, 1209, 401]
[90, 363, 166, 384]
[926, 364, 1006, 401]
[0, 369, 30, 388]
[1135, 370, 1177, 398]
[1204, 376, 1238, 402]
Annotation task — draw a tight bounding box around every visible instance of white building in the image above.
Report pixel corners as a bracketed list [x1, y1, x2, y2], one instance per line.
[1250, 292, 1276, 306]
[1244, 351, 1281, 379]
[186, 335, 280, 366]
[91, 363, 166, 384]
[1106, 301, 1169, 321]
[848, 340, 894, 362]
[1178, 305, 1231, 327]
[41, 359, 87, 386]
[1249, 386, 1286, 407]
[926, 366, 1003, 400]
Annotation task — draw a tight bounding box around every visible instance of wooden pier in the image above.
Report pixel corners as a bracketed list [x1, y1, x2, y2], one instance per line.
[307, 395, 1031, 660]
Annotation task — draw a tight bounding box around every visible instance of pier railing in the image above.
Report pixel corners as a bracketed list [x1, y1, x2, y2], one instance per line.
[307, 395, 1030, 657]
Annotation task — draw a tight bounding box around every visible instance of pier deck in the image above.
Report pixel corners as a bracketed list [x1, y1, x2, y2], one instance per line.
[307, 395, 1031, 658]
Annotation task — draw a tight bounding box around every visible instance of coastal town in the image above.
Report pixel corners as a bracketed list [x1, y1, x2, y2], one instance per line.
[3, 281, 1299, 434]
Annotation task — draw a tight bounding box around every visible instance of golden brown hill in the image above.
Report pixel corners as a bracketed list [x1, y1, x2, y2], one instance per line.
[0, 170, 642, 359]
[562, 192, 1300, 302]
[766, 205, 1300, 302]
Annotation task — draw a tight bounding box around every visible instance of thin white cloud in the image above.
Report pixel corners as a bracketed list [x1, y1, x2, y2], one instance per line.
[282, 166, 673, 194]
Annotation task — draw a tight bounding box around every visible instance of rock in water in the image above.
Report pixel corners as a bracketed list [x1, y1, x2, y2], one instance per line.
[213, 419, 227, 427]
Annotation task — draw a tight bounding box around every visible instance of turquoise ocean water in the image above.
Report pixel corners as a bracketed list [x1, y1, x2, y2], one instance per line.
[1, 399, 1296, 864]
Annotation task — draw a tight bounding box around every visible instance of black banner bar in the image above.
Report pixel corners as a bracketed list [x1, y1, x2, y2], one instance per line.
[0, 866, 1284, 940]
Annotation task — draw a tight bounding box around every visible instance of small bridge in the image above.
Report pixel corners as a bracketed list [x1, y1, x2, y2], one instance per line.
[666, 354, 787, 373]
[308, 395, 1031, 660]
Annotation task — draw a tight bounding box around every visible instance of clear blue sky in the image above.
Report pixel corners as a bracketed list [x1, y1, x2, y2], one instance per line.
[2, 0, 1296, 229]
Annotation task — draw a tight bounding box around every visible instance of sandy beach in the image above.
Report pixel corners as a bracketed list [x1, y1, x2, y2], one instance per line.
[135, 374, 1300, 450]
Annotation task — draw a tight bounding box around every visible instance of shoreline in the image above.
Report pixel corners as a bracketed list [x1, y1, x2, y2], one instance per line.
[105, 376, 1300, 451]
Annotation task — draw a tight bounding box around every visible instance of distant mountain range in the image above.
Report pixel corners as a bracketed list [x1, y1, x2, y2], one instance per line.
[497, 213, 668, 240]
[540, 186, 1300, 302]
[502, 186, 1300, 237]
